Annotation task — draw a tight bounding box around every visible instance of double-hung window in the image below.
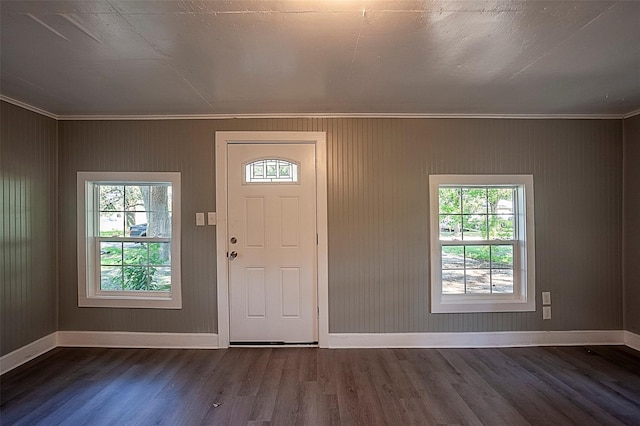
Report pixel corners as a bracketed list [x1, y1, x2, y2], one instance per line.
[77, 172, 181, 309]
[429, 175, 535, 313]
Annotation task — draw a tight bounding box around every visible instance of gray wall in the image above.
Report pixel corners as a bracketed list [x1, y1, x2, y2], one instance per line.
[58, 118, 623, 334]
[1, 102, 58, 356]
[624, 114, 640, 334]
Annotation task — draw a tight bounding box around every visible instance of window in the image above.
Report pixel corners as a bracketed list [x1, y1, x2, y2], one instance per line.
[244, 158, 298, 183]
[77, 172, 181, 309]
[429, 175, 535, 313]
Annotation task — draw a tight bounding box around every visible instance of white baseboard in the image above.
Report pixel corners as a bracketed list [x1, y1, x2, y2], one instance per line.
[0, 333, 58, 375]
[1, 332, 219, 375]
[624, 331, 640, 352]
[328, 330, 625, 349]
[57, 331, 219, 349]
[2, 330, 635, 375]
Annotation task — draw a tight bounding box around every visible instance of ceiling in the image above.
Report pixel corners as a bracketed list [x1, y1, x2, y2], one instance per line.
[1, 0, 639, 118]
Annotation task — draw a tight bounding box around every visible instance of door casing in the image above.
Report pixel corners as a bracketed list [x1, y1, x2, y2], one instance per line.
[215, 131, 328, 348]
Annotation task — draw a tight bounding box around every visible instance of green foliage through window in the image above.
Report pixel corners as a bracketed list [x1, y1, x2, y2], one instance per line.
[439, 185, 518, 295]
[97, 182, 172, 292]
[100, 242, 171, 291]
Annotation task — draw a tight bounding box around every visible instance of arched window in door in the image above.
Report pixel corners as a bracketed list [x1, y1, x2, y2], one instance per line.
[244, 158, 299, 183]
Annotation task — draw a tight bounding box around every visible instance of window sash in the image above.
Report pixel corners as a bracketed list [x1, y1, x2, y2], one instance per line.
[439, 240, 518, 296]
[95, 236, 172, 293]
[97, 237, 171, 243]
[440, 240, 516, 246]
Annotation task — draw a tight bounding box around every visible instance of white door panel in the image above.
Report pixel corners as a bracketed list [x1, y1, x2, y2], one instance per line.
[227, 143, 317, 343]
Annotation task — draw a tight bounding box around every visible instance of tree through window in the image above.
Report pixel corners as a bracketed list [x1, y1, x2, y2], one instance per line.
[77, 172, 182, 309]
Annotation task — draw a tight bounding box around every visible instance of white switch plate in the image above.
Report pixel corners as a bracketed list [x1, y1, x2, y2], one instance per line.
[542, 291, 551, 305]
[207, 212, 217, 225]
[195, 212, 205, 226]
[543, 306, 551, 320]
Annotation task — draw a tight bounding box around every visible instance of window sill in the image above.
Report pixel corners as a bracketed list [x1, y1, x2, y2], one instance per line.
[78, 295, 182, 309]
[431, 297, 535, 313]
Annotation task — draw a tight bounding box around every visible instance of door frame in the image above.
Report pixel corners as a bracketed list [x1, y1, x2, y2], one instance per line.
[215, 131, 328, 348]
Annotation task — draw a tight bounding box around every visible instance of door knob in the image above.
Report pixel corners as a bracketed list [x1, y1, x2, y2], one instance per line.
[229, 251, 238, 260]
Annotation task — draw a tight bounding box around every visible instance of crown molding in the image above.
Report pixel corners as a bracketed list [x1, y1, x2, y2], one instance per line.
[1, 95, 636, 121]
[0, 95, 59, 120]
[623, 108, 640, 119]
[55, 112, 627, 121]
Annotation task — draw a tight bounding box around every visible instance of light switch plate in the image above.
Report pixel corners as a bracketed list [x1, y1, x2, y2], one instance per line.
[543, 306, 551, 320]
[208, 212, 217, 225]
[542, 291, 551, 305]
[196, 212, 205, 226]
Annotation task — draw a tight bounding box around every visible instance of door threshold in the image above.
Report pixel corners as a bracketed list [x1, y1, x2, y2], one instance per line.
[230, 341, 318, 348]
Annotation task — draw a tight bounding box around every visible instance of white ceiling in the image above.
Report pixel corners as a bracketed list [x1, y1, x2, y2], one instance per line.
[1, 0, 639, 118]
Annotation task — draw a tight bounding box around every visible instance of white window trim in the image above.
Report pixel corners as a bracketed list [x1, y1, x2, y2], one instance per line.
[429, 174, 535, 313]
[77, 171, 182, 309]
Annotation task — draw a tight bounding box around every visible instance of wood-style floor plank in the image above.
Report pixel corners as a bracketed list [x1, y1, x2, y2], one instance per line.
[1, 345, 639, 425]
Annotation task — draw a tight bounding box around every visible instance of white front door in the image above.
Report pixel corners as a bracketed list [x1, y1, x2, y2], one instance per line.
[227, 143, 317, 343]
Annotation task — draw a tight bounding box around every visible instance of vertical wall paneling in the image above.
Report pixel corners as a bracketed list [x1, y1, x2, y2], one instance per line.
[50, 116, 624, 334]
[1, 101, 58, 356]
[623, 115, 640, 334]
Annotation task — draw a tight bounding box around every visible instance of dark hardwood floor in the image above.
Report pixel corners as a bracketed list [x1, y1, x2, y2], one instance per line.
[1, 345, 639, 425]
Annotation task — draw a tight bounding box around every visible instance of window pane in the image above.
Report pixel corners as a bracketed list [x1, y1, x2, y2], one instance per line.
[442, 270, 465, 294]
[99, 212, 125, 237]
[279, 163, 290, 177]
[488, 188, 514, 215]
[149, 267, 171, 291]
[149, 185, 171, 211]
[491, 245, 513, 268]
[442, 245, 464, 269]
[252, 163, 264, 178]
[99, 185, 124, 211]
[462, 188, 487, 214]
[489, 215, 514, 240]
[462, 215, 487, 240]
[266, 161, 277, 177]
[147, 212, 171, 238]
[439, 215, 461, 240]
[492, 269, 513, 293]
[125, 185, 147, 212]
[465, 245, 490, 268]
[123, 242, 148, 265]
[101, 266, 122, 291]
[123, 266, 149, 290]
[100, 242, 122, 265]
[123, 185, 147, 234]
[466, 269, 491, 294]
[149, 243, 171, 266]
[439, 188, 461, 214]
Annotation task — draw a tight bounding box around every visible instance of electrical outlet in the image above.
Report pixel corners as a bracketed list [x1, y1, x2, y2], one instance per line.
[196, 212, 205, 226]
[543, 306, 551, 320]
[542, 291, 551, 305]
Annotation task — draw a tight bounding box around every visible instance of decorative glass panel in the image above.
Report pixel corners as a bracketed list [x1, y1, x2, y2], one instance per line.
[245, 159, 299, 183]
